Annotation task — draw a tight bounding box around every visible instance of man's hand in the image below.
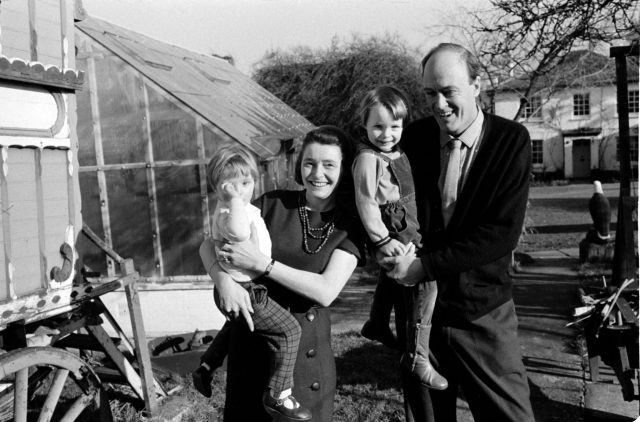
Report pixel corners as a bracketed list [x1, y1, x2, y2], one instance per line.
[379, 254, 425, 287]
[377, 238, 408, 258]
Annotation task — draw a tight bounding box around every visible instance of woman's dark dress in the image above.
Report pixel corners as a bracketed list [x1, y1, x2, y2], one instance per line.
[223, 190, 365, 422]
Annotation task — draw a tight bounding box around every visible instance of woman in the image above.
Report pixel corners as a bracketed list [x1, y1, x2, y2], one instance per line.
[211, 125, 365, 421]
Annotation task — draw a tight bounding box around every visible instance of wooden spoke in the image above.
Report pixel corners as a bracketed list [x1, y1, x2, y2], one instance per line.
[36, 368, 69, 422]
[0, 346, 112, 422]
[14, 368, 28, 422]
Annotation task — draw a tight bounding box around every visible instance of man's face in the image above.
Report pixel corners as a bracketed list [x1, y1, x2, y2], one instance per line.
[422, 50, 481, 136]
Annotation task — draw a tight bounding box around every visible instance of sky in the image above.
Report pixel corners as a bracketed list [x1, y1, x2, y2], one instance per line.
[81, 0, 490, 75]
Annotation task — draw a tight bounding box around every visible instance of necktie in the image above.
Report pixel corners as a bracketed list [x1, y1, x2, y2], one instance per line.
[442, 139, 462, 226]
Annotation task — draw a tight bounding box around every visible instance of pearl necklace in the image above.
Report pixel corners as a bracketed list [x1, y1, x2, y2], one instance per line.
[298, 191, 336, 254]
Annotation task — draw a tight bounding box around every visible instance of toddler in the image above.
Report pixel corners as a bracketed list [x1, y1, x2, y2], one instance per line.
[353, 86, 447, 390]
[192, 145, 311, 420]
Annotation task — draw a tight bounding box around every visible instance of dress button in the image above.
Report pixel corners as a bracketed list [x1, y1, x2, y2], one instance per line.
[311, 382, 320, 391]
[305, 311, 315, 322]
[306, 349, 316, 358]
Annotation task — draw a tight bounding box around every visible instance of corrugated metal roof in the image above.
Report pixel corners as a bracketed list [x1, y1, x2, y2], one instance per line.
[76, 16, 315, 159]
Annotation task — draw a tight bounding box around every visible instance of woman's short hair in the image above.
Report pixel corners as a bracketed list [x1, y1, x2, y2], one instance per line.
[294, 125, 355, 194]
[358, 85, 411, 127]
[206, 145, 259, 192]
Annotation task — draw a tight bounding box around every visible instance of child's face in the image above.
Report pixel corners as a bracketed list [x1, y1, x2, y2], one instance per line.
[365, 104, 403, 153]
[216, 172, 255, 204]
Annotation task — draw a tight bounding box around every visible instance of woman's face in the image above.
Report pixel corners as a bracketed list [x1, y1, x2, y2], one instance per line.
[299, 142, 343, 210]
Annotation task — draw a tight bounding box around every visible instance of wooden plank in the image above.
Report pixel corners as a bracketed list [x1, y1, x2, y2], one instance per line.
[85, 42, 116, 277]
[141, 82, 163, 276]
[34, 148, 48, 290]
[40, 150, 70, 285]
[85, 323, 146, 400]
[34, 0, 62, 66]
[615, 297, 637, 324]
[28, 0, 37, 61]
[0, 2, 30, 60]
[7, 149, 41, 296]
[121, 258, 159, 412]
[96, 298, 167, 396]
[196, 120, 211, 238]
[0, 147, 9, 301]
[78, 158, 207, 172]
[54, 333, 121, 350]
[60, 0, 69, 68]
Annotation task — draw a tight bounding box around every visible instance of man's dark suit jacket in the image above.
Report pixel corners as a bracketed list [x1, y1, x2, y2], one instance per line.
[401, 113, 531, 326]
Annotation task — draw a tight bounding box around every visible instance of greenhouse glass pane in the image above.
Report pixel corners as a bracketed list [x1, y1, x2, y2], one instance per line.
[95, 57, 147, 165]
[78, 172, 107, 274]
[106, 169, 155, 276]
[147, 86, 198, 161]
[155, 165, 205, 276]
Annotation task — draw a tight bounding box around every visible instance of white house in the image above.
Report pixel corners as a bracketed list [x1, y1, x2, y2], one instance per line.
[492, 50, 638, 180]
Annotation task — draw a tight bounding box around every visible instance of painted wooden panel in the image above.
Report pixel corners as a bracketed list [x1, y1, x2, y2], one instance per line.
[75, 56, 97, 165]
[40, 149, 69, 281]
[35, 0, 62, 66]
[0, 175, 5, 301]
[0, 81, 59, 130]
[0, 1, 30, 60]
[6, 148, 42, 296]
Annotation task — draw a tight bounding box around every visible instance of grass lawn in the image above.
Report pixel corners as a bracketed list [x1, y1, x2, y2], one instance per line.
[101, 332, 406, 421]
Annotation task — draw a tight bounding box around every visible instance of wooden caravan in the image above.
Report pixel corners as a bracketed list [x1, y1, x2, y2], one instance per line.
[0, 1, 163, 419]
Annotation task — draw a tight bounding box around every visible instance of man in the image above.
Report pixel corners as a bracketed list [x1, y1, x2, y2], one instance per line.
[383, 43, 535, 421]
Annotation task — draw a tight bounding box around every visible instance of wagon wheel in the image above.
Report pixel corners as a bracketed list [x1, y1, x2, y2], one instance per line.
[0, 346, 112, 422]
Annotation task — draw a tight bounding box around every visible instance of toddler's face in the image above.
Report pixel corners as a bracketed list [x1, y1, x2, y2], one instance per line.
[217, 175, 255, 204]
[365, 104, 403, 153]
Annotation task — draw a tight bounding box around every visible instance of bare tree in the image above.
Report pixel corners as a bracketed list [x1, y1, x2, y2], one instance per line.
[472, 0, 640, 119]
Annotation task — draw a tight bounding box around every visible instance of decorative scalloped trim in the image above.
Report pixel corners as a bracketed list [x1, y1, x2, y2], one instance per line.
[0, 56, 84, 91]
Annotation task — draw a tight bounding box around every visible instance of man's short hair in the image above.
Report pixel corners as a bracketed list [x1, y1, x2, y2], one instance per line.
[421, 43, 482, 82]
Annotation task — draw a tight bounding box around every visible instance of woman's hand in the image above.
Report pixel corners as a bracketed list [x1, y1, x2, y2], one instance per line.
[218, 223, 271, 273]
[213, 267, 255, 331]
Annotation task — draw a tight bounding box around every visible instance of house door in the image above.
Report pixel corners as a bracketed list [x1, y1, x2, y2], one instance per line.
[572, 138, 591, 178]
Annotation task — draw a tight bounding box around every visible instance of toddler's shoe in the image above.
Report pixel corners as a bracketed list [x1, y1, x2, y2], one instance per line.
[361, 319, 399, 350]
[192, 366, 212, 398]
[262, 392, 312, 421]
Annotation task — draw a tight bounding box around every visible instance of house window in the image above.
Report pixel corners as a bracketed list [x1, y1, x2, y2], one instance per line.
[523, 95, 542, 119]
[629, 89, 639, 114]
[573, 93, 590, 117]
[531, 139, 543, 164]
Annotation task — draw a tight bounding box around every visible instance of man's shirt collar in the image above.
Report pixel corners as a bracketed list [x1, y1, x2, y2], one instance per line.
[439, 108, 485, 149]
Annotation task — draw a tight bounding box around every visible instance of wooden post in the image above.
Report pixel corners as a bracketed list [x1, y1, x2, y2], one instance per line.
[120, 258, 157, 414]
[609, 42, 639, 287]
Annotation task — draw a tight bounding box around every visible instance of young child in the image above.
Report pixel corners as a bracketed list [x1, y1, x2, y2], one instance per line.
[192, 145, 311, 421]
[353, 86, 447, 390]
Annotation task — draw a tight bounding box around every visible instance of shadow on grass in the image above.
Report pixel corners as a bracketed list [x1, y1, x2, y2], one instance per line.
[334, 334, 403, 391]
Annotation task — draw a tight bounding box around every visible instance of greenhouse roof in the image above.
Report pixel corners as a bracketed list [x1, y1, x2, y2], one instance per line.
[76, 16, 314, 159]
